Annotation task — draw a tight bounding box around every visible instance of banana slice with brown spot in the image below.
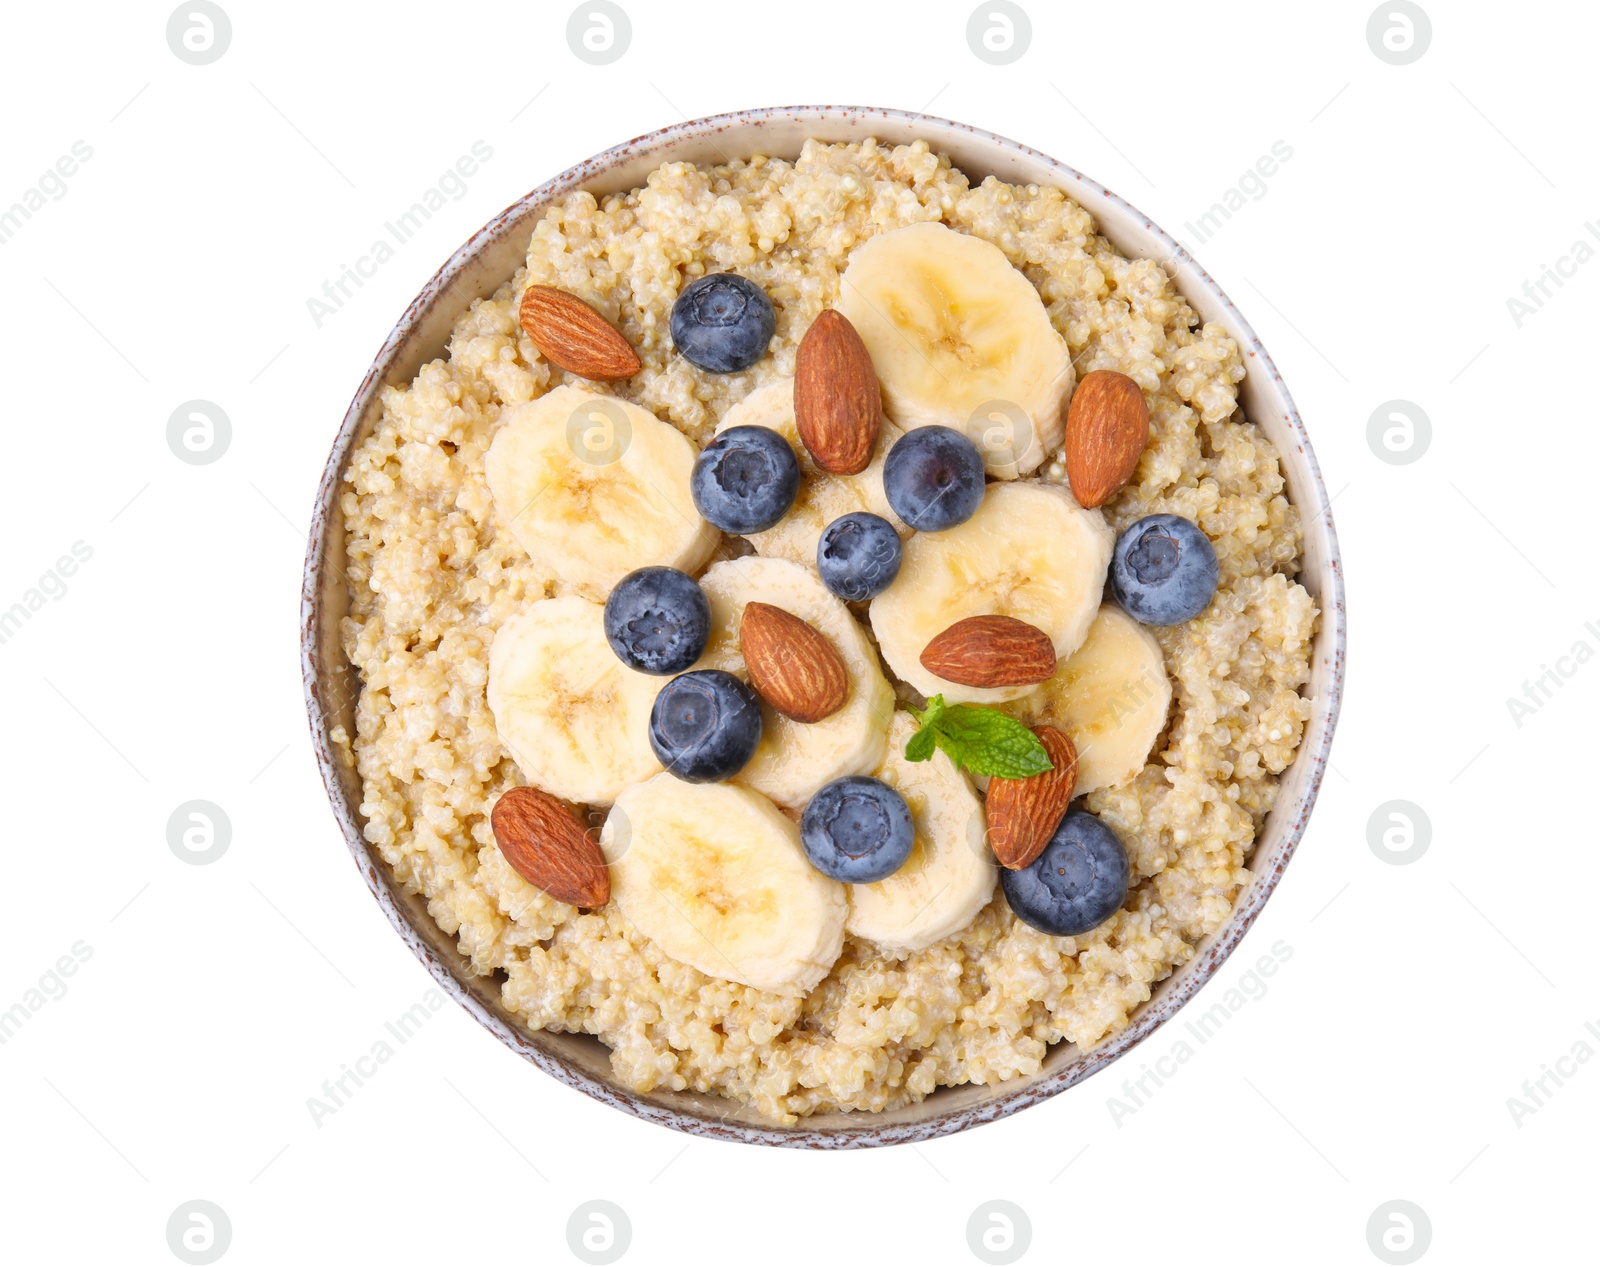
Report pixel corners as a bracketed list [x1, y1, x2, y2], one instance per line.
[486, 384, 717, 599]
[601, 775, 847, 994]
[836, 222, 1073, 478]
[487, 595, 665, 805]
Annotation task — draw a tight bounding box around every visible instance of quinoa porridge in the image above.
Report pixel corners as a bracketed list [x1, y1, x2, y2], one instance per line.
[336, 138, 1317, 1122]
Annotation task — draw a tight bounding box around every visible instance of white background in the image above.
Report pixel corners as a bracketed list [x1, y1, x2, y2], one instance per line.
[1, 1, 1592, 1263]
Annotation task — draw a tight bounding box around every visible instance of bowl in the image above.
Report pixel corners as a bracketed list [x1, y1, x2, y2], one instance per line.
[301, 106, 1345, 1148]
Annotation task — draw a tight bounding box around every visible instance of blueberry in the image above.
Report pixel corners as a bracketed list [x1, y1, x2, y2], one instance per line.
[799, 776, 915, 883]
[691, 425, 800, 533]
[1000, 810, 1130, 936]
[603, 567, 711, 675]
[882, 426, 986, 532]
[670, 273, 776, 373]
[816, 512, 903, 602]
[648, 670, 763, 782]
[1108, 513, 1220, 625]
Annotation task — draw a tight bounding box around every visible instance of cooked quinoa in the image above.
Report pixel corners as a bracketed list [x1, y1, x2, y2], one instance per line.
[337, 139, 1316, 1122]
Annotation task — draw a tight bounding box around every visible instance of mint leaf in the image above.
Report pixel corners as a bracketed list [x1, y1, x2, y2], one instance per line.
[901, 695, 1052, 778]
[935, 706, 1053, 778]
[904, 694, 943, 763]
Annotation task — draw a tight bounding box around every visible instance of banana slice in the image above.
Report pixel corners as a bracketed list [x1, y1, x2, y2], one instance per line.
[1005, 604, 1172, 796]
[695, 556, 894, 808]
[602, 774, 847, 994]
[870, 481, 1114, 706]
[714, 378, 909, 569]
[486, 384, 718, 599]
[487, 596, 664, 805]
[847, 712, 995, 952]
[836, 222, 1072, 479]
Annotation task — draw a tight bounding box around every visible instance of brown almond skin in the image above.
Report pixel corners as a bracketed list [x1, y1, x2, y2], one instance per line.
[490, 786, 610, 907]
[794, 309, 882, 475]
[518, 285, 642, 382]
[985, 727, 1078, 869]
[1064, 369, 1150, 508]
[740, 601, 850, 723]
[921, 615, 1057, 689]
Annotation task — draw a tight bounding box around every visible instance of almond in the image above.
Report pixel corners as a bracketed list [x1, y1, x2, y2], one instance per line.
[740, 601, 850, 723]
[518, 285, 642, 382]
[1064, 369, 1149, 508]
[985, 726, 1078, 869]
[920, 614, 1056, 688]
[490, 786, 610, 907]
[794, 309, 882, 475]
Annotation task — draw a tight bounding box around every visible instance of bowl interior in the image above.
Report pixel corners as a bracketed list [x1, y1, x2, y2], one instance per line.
[302, 107, 1344, 1147]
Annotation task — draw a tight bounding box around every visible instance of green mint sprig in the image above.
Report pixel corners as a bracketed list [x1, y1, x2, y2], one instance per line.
[904, 695, 1053, 779]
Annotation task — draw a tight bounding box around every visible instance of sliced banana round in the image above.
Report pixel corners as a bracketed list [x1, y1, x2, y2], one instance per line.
[602, 774, 847, 994]
[836, 222, 1072, 479]
[485, 384, 718, 599]
[870, 481, 1114, 707]
[487, 596, 664, 805]
[847, 712, 995, 953]
[714, 377, 909, 569]
[695, 556, 894, 809]
[1004, 603, 1172, 796]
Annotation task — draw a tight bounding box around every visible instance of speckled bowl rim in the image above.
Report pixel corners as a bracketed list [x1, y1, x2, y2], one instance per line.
[301, 106, 1346, 1148]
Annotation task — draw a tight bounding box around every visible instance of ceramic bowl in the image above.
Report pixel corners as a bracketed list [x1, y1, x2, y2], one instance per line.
[301, 105, 1345, 1147]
